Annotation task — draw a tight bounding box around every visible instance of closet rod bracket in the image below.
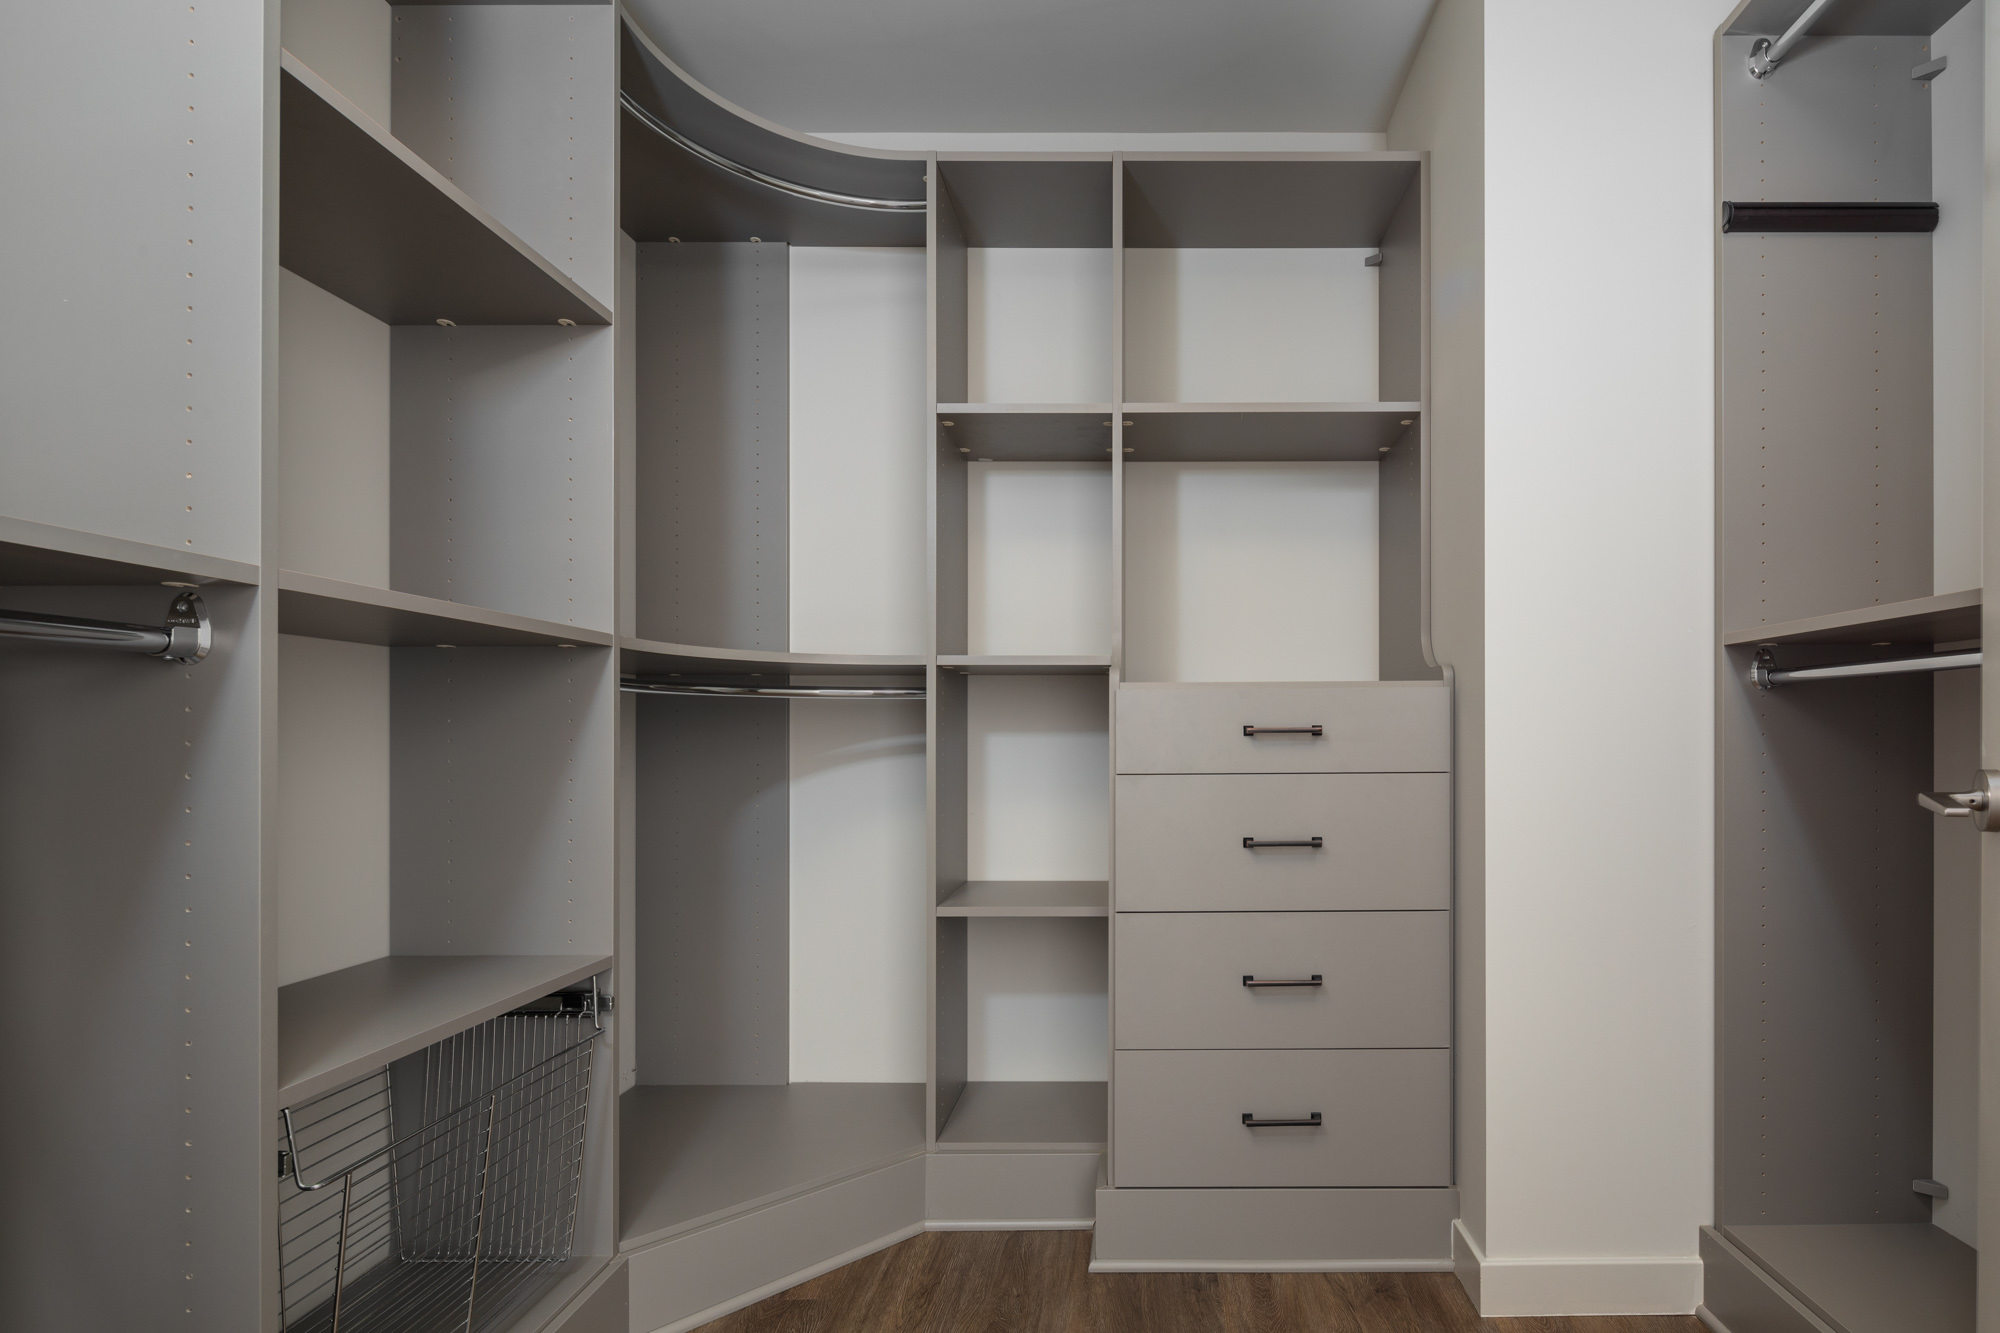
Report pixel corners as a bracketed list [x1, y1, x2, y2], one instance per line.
[1918, 771, 2000, 832]
[0, 591, 210, 664]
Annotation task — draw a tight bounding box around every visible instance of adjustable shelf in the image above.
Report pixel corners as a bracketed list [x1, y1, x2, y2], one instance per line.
[0, 513, 258, 587]
[277, 953, 611, 1106]
[1723, 588, 1982, 647]
[1122, 403, 1422, 462]
[279, 52, 610, 327]
[937, 406, 1116, 463]
[278, 571, 614, 648]
[619, 1084, 926, 1248]
[620, 635, 926, 679]
[938, 655, 1109, 675]
[935, 1081, 1108, 1152]
[937, 881, 1108, 918]
[1718, 1224, 1972, 1333]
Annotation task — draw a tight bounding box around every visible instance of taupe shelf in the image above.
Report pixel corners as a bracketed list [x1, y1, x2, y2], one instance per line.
[935, 1081, 1108, 1151]
[938, 655, 1110, 675]
[0, 513, 259, 587]
[619, 1083, 926, 1249]
[1123, 156, 1422, 248]
[1722, 1223, 1973, 1333]
[1723, 588, 1981, 647]
[1123, 403, 1422, 461]
[279, 52, 611, 327]
[937, 405, 1116, 462]
[278, 953, 611, 1106]
[621, 635, 926, 679]
[278, 571, 614, 648]
[937, 882, 1109, 917]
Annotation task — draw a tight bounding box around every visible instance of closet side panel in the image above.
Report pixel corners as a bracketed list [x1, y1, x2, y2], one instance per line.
[633, 696, 789, 1085]
[634, 242, 789, 650]
[391, 325, 615, 630]
[0, 586, 265, 1330]
[1717, 652, 1933, 1224]
[1377, 178, 1422, 404]
[389, 646, 615, 955]
[0, 1, 265, 560]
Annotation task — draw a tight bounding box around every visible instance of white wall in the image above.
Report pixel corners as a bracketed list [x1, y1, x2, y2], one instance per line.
[789, 247, 930, 655]
[279, 268, 390, 587]
[967, 249, 1112, 403]
[967, 462, 1113, 656]
[277, 634, 390, 986]
[788, 699, 929, 1082]
[1124, 249, 1378, 402]
[1123, 461, 1378, 682]
[1478, 0, 1716, 1316]
[1933, 2, 1985, 593]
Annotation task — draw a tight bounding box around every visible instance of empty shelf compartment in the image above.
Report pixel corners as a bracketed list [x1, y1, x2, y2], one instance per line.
[936, 1081, 1107, 1151]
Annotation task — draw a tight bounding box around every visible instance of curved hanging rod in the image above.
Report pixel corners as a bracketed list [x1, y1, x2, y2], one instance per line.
[0, 591, 209, 664]
[622, 680, 925, 700]
[619, 91, 926, 214]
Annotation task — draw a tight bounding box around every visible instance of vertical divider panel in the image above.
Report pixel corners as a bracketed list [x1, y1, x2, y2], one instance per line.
[936, 178, 970, 406]
[934, 668, 970, 1138]
[1377, 176, 1432, 681]
[1105, 155, 1126, 1185]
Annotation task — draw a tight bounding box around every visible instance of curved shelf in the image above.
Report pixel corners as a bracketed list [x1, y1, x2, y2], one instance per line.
[620, 19, 926, 247]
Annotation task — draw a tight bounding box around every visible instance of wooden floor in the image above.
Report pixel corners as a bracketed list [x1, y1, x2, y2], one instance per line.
[695, 1231, 1706, 1333]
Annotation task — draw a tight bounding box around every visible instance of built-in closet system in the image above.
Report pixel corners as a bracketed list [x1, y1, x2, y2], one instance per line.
[1704, 3, 1990, 1333]
[0, 3, 1448, 1330]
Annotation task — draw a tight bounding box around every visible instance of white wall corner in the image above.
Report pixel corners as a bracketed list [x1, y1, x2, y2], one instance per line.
[1452, 1218, 1701, 1318]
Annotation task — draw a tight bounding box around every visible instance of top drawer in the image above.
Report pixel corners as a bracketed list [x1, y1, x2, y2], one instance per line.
[1116, 682, 1450, 774]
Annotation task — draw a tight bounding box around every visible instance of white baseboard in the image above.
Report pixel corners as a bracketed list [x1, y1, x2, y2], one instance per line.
[1089, 1257, 1455, 1274]
[1452, 1218, 1702, 1316]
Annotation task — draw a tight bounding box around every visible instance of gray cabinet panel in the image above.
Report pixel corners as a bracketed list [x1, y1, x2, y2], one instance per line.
[1114, 911, 1449, 1050]
[1116, 682, 1449, 773]
[1116, 774, 1450, 911]
[1113, 1049, 1450, 1188]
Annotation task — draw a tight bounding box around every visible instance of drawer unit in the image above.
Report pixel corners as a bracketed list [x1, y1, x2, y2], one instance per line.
[1115, 773, 1450, 911]
[1116, 682, 1450, 774]
[1112, 1049, 1451, 1187]
[1115, 911, 1449, 1050]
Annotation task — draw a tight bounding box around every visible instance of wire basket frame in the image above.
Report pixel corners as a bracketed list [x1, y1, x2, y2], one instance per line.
[278, 987, 602, 1333]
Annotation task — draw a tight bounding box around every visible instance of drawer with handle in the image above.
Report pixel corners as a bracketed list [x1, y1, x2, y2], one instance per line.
[1115, 911, 1450, 1050]
[1112, 1049, 1450, 1187]
[1116, 773, 1449, 911]
[1117, 682, 1449, 774]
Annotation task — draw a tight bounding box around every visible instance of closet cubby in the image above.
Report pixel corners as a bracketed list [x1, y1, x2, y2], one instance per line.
[1708, 8, 1984, 1333]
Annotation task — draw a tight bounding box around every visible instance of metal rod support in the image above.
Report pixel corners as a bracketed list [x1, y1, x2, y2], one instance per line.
[0, 591, 209, 663]
[621, 680, 924, 700]
[619, 92, 926, 214]
[1750, 0, 1839, 78]
[1753, 648, 1980, 688]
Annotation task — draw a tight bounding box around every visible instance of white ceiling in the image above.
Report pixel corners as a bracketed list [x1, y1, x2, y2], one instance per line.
[623, 0, 1442, 134]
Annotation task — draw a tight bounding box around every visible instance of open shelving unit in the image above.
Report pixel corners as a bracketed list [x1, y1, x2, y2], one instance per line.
[933, 1081, 1109, 1152]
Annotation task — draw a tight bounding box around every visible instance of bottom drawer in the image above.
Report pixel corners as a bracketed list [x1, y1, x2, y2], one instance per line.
[1113, 1049, 1450, 1187]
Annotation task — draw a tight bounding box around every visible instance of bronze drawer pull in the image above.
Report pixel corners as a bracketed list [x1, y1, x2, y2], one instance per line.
[1242, 1112, 1323, 1128]
[1242, 974, 1323, 988]
[1242, 836, 1323, 849]
[1243, 724, 1322, 736]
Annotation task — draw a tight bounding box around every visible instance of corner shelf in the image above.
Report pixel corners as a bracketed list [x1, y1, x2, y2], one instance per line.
[278, 571, 613, 648]
[938, 881, 1109, 918]
[619, 1084, 926, 1249]
[1720, 1223, 1973, 1333]
[1723, 588, 1981, 647]
[278, 953, 611, 1106]
[1122, 403, 1421, 461]
[935, 1081, 1107, 1152]
[0, 513, 259, 587]
[938, 655, 1110, 675]
[620, 635, 926, 679]
[937, 405, 1115, 462]
[279, 51, 610, 327]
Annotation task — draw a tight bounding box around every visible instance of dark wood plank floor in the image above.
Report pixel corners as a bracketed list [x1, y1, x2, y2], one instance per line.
[694, 1231, 1706, 1333]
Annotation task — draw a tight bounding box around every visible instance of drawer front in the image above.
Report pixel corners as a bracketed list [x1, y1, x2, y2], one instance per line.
[1117, 682, 1449, 774]
[1116, 774, 1449, 911]
[1113, 1049, 1451, 1187]
[1115, 912, 1450, 1050]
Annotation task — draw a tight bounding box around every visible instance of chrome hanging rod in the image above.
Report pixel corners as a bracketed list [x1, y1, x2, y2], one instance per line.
[1752, 646, 1979, 688]
[1749, 0, 1839, 78]
[0, 591, 209, 663]
[618, 92, 926, 214]
[622, 680, 925, 700]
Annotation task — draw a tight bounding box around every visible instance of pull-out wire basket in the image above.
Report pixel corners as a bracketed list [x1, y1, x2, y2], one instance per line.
[278, 984, 602, 1333]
